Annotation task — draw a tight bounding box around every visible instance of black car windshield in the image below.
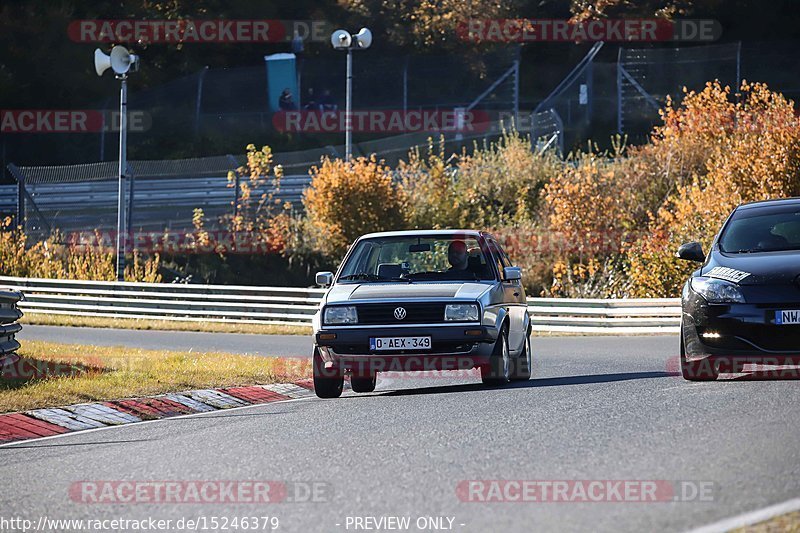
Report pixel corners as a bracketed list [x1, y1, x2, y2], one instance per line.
[719, 204, 800, 253]
[338, 235, 496, 282]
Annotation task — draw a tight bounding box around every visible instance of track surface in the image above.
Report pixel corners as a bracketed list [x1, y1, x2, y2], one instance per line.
[3, 329, 800, 532]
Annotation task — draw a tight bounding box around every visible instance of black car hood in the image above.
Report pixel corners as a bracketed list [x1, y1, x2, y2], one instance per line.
[704, 249, 800, 285]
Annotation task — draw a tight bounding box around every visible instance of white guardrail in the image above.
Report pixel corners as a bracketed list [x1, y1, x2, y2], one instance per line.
[0, 276, 681, 334]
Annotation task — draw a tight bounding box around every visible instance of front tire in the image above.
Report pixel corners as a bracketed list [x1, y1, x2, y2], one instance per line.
[351, 374, 377, 393]
[680, 335, 719, 381]
[482, 326, 511, 386]
[313, 347, 344, 398]
[510, 331, 532, 381]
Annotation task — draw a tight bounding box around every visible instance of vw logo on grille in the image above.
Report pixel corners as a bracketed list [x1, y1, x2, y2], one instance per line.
[393, 307, 407, 320]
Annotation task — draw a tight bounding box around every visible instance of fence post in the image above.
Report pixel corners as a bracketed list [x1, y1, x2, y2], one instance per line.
[616, 47, 623, 135]
[8, 163, 51, 237]
[194, 66, 208, 136]
[126, 163, 135, 242]
[402, 56, 409, 113]
[9, 163, 25, 229]
[513, 45, 520, 127]
[226, 154, 241, 218]
[735, 41, 742, 92]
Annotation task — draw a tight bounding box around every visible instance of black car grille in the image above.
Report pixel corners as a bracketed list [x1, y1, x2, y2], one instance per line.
[742, 324, 800, 352]
[354, 303, 449, 325]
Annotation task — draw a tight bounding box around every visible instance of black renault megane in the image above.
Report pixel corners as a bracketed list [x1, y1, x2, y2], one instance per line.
[677, 198, 800, 380]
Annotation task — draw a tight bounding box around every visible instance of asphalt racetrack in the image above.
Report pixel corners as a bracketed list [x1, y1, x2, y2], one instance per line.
[4, 327, 799, 532]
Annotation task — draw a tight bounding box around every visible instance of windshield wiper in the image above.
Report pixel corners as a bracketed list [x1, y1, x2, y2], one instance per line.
[339, 273, 382, 281]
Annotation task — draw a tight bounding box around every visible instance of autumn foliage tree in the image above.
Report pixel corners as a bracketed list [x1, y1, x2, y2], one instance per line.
[627, 81, 800, 296]
[303, 156, 408, 258]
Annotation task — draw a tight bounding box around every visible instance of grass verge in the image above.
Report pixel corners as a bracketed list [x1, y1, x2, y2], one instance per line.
[21, 313, 312, 336]
[0, 340, 310, 413]
[733, 510, 800, 532]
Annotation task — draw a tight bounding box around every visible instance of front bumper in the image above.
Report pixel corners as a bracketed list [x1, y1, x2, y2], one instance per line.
[682, 289, 800, 364]
[315, 325, 498, 373]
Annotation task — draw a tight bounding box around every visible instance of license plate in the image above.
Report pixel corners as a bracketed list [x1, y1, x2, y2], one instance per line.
[775, 310, 800, 325]
[370, 336, 431, 351]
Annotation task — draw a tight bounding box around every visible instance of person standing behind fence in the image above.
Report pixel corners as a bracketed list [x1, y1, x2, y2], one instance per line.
[320, 88, 337, 111]
[303, 88, 321, 111]
[279, 88, 297, 111]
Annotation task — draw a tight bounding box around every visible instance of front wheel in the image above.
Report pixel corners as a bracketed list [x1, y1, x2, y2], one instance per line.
[313, 347, 344, 398]
[482, 327, 511, 386]
[680, 335, 719, 381]
[351, 374, 377, 393]
[510, 331, 532, 381]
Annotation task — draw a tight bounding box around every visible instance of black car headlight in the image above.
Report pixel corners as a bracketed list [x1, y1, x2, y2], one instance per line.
[444, 304, 480, 322]
[690, 277, 746, 304]
[324, 306, 358, 325]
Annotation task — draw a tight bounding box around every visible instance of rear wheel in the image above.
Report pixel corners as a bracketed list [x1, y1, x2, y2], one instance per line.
[482, 327, 511, 386]
[510, 331, 532, 381]
[680, 335, 719, 381]
[313, 347, 344, 398]
[351, 374, 377, 393]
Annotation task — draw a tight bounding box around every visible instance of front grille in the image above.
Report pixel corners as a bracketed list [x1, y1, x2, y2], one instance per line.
[354, 303, 448, 325]
[742, 324, 800, 352]
[333, 341, 475, 355]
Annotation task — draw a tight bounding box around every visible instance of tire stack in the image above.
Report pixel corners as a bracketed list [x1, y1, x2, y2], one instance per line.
[0, 290, 23, 367]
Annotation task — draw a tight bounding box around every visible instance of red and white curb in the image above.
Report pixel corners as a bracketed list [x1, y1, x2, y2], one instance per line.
[0, 379, 315, 444]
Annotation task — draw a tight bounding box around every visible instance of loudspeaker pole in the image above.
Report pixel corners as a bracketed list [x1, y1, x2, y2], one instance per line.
[116, 76, 127, 281]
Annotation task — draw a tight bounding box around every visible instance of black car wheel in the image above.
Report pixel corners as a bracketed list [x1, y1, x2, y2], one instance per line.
[482, 326, 511, 386]
[351, 374, 377, 393]
[680, 334, 719, 381]
[313, 347, 344, 398]
[510, 331, 532, 381]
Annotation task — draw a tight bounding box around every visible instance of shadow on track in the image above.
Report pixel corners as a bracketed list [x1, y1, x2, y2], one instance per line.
[365, 371, 676, 398]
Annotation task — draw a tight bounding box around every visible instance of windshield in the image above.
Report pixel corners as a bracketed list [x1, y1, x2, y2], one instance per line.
[719, 205, 800, 253]
[338, 235, 496, 282]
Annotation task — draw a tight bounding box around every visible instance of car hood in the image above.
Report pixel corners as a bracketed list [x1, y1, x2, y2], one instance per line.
[325, 282, 491, 304]
[704, 250, 800, 285]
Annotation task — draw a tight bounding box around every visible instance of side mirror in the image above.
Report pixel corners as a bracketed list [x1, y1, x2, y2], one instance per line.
[315, 271, 334, 287]
[676, 242, 705, 262]
[503, 266, 522, 281]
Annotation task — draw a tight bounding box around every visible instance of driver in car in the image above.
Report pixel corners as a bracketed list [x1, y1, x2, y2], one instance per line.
[448, 240, 469, 272]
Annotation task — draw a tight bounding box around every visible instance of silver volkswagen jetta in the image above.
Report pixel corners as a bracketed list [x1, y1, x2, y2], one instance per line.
[311, 230, 531, 398]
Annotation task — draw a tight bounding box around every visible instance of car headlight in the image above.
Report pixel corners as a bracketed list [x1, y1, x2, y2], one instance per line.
[324, 306, 358, 325]
[444, 304, 480, 322]
[690, 277, 746, 304]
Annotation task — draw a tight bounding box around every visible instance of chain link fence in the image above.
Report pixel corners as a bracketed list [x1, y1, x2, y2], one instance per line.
[3, 119, 516, 237]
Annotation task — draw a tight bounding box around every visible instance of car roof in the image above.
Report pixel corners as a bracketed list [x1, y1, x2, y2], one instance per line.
[737, 197, 800, 210]
[357, 229, 488, 239]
